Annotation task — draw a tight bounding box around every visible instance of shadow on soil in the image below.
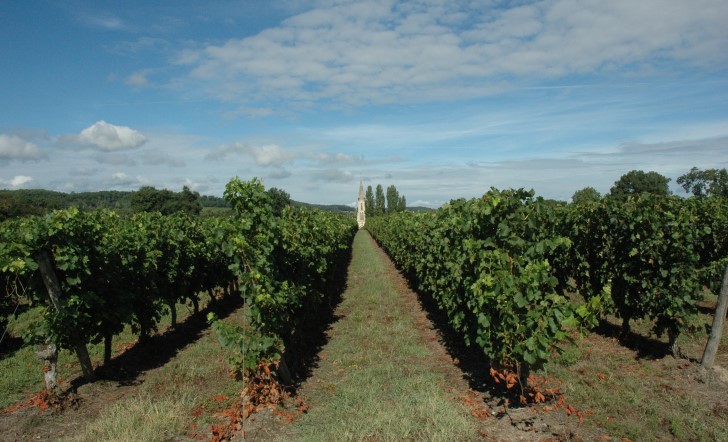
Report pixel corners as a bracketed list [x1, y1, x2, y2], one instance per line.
[0, 304, 34, 361]
[407, 278, 504, 394]
[394, 269, 526, 408]
[384, 258, 674, 407]
[0, 335, 24, 361]
[70, 294, 245, 391]
[592, 320, 673, 360]
[281, 248, 354, 392]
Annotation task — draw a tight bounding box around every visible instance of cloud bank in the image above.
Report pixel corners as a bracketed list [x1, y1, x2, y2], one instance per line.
[178, 0, 728, 107]
[0, 134, 45, 161]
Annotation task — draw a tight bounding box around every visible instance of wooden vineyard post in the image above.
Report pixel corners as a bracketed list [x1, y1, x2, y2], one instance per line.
[36, 250, 96, 382]
[701, 264, 728, 369]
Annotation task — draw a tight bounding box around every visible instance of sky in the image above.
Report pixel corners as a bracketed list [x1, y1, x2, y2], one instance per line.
[1, 0, 727, 207]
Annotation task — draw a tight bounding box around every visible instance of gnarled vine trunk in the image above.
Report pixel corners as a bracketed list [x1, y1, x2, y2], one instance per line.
[36, 251, 95, 382]
[36, 342, 60, 395]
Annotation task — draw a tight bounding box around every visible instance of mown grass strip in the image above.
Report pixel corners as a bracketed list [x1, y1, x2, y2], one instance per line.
[546, 317, 728, 441]
[286, 231, 478, 441]
[1, 296, 215, 410]
[65, 302, 245, 441]
[67, 392, 197, 442]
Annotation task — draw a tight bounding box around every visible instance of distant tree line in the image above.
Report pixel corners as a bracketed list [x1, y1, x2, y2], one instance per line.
[0, 183, 363, 221]
[571, 167, 727, 204]
[0, 186, 228, 220]
[364, 183, 407, 217]
[130, 186, 203, 215]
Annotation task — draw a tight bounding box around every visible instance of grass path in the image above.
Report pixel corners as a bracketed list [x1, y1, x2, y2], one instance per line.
[253, 230, 488, 441]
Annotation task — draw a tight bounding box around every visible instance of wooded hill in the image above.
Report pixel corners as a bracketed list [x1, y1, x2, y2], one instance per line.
[0, 188, 435, 220]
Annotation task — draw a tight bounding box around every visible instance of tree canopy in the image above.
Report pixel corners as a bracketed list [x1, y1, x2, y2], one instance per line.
[677, 167, 728, 198]
[130, 186, 202, 215]
[374, 184, 386, 216]
[571, 187, 602, 205]
[609, 170, 671, 199]
[267, 187, 292, 216]
[365, 185, 374, 218]
[365, 183, 407, 217]
[386, 185, 406, 214]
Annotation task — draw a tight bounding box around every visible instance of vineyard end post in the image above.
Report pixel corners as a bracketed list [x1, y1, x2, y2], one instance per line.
[701, 263, 728, 369]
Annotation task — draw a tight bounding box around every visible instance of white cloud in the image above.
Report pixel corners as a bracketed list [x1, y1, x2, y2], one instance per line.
[174, 0, 728, 107]
[206, 142, 297, 166]
[107, 172, 147, 188]
[78, 120, 147, 151]
[0, 134, 45, 160]
[10, 175, 33, 186]
[0, 175, 34, 188]
[410, 200, 434, 208]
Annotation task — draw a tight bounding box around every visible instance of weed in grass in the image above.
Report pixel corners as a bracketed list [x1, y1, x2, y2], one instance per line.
[669, 416, 686, 440]
[66, 392, 197, 442]
[554, 343, 583, 367]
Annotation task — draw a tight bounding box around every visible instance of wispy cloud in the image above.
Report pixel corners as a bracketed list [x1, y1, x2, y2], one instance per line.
[78, 13, 132, 31]
[92, 152, 138, 167]
[307, 152, 361, 164]
[140, 151, 185, 168]
[205, 142, 297, 166]
[172, 0, 728, 108]
[1, 2, 725, 207]
[313, 168, 354, 183]
[126, 72, 150, 87]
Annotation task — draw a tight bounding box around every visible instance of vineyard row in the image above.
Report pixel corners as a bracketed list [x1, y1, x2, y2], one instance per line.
[0, 177, 357, 387]
[367, 190, 727, 384]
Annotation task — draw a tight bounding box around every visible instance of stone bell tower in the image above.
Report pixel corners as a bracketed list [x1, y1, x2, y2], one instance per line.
[356, 179, 366, 229]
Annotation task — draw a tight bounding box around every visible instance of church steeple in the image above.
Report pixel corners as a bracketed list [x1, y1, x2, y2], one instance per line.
[356, 179, 366, 229]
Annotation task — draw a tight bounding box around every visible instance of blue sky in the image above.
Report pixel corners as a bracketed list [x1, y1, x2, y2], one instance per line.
[1, 0, 727, 207]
